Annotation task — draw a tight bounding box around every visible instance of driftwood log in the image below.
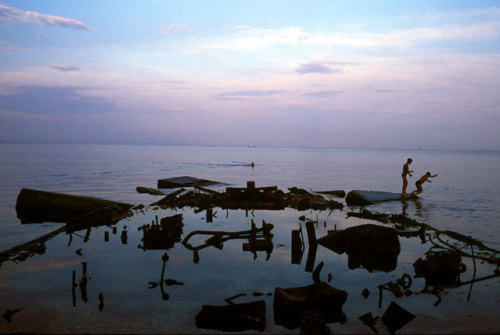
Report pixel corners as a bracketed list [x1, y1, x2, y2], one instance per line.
[16, 188, 133, 224]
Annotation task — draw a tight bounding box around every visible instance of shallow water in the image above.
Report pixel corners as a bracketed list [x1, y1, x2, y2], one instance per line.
[0, 143, 499, 333]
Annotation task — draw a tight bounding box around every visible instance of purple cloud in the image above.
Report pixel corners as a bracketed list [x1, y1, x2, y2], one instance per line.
[296, 62, 342, 74]
[49, 64, 81, 72]
[0, 4, 90, 31]
[373, 89, 403, 93]
[304, 90, 344, 98]
[216, 90, 284, 101]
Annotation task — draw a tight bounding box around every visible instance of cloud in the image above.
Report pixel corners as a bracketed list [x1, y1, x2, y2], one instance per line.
[216, 89, 284, 101]
[372, 89, 404, 93]
[194, 17, 500, 54]
[296, 62, 342, 74]
[0, 41, 28, 52]
[0, 4, 90, 30]
[161, 23, 196, 35]
[49, 64, 81, 72]
[0, 86, 115, 116]
[304, 90, 344, 98]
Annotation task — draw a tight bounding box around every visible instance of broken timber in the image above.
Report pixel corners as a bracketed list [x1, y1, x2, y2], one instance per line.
[151, 181, 343, 211]
[157, 176, 223, 189]
[16, 188, 133, 224]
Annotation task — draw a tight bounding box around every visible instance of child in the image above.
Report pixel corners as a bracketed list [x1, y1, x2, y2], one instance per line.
[411, 172, 438, 196]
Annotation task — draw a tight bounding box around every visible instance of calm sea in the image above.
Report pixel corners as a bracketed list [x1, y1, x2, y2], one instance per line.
[0, 143, 499, 334]
[1, 143, 499, 250]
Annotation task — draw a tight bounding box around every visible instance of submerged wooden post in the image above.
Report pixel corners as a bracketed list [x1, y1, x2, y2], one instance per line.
[305, 244, 318, 273]
[305, 221, 317, 246]
[291, 229, 303, 265]
[80, 261, 88, 303]
[72, 270, 76, 307]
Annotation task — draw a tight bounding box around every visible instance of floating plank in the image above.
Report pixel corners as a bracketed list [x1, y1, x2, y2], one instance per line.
[136, 186, 164, 196]
[314, 190, 346, 198]
[157, 176, 223, 189]
[346, 190, 416, 206]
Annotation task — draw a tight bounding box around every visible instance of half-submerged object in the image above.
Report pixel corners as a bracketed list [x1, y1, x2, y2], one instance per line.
[274, 281, 347, 330]
[346, 190, 416, 206]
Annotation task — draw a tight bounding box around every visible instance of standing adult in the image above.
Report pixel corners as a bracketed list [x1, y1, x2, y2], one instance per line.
[401, 158, 413, 195]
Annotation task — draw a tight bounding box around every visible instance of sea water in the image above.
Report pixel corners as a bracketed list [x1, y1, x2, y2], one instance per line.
[0, 143, 499, 333]
[1, 143, 499, 249]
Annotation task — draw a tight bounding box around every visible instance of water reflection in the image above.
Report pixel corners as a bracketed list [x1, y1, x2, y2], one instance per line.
[196, 300, 267, 332]
[1, 204, 500, 334]
[273, 281, 347, 331]
[291, 226, 305, 264]
[318, 224, 400, 273]
[147, 252, 184, 301]
[138, 214, 183, 250]
[181, 219, 274, 262]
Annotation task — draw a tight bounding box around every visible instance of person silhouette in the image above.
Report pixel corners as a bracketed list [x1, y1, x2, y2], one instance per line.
[401, 158, 413, 195]
[411, 172, 438, 196]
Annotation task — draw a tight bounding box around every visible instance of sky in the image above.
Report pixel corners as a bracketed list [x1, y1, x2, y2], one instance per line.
[0, 0, 499, 150]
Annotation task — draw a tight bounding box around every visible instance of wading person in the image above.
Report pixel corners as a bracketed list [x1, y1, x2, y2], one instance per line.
[401, 158, 413, 195]
[411, 172, 438, 196]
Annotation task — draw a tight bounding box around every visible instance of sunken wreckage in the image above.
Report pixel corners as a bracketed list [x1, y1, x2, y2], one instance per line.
[3, 176, 499, 333]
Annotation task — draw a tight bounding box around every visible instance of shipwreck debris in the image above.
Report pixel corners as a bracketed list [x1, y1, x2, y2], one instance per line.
[273, 281, 347, 330]
[358, 312, 379, 334]
[138, 214, 183, 250]
[150, 181, 343, 211]
[318, 224, 400, 272]
[377, 273, 413, 307]
[182, 220, 274, 261]
[346, 190, 416, 206]
[381, 301, 416, 335]
[413, 251, 466, 287]
[315, 190, 346, 198]
[157, 176, 223, 189]
[136, 186, 164, 196]
[2, 307, 24, 323]
[291, 226, 305, 264]
[15, 188, 133, 224]
[195, 300, 266, 332]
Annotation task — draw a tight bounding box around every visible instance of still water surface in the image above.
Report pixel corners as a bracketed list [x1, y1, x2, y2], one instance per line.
[0, 143, 498, 333]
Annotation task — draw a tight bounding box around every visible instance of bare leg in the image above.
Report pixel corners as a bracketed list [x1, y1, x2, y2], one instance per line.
[402, 176, 408, 195]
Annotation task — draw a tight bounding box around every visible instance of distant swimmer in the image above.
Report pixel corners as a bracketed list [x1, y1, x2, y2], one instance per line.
[401, 158, 413, 195]
[251, 162, 255, 168]
[411, 172, 438, 196]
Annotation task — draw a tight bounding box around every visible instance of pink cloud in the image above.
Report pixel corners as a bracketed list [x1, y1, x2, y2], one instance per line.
[0, 4, 90, 30]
